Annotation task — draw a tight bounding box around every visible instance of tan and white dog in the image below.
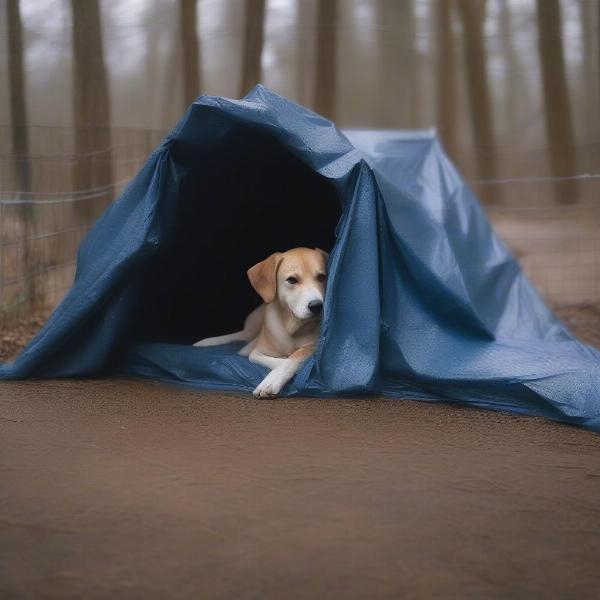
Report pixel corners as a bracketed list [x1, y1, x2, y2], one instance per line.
[194, 247, 328, 398]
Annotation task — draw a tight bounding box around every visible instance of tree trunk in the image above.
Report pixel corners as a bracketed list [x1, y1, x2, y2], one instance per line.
[161, 9, 181, 127]
[436, 0, 457, 156]
[498, 0, 528, 142]
[376, 1, 418, 128]
[7, 0, 36, 310]
[579, 0, 596, 131]
[313, 0, 338, 120]
[536, 0, 577, 204]
[400, 0, 419, 127]
[180, 0, 200, 108]
[145, 0, 162, 133]
[457, 0, 498, 202]
[71, 0, 113, 222]
[239, 0, 265, 97]
[296, 0, 316, 106]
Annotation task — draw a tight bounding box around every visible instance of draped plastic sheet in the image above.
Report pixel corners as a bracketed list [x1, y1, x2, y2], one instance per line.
[2, 87, 599, 430]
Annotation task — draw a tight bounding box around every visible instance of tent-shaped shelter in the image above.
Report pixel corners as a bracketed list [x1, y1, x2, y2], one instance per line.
[2, 87, 599, 430]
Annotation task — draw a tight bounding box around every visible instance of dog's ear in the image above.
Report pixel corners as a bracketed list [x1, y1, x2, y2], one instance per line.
[315, 248, 330, 264]
[247, 252, 283, 303]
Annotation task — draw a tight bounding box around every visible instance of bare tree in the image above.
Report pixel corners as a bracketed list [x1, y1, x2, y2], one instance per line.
[296, 0, 316, 106]
[498, 0, 529, 141]
[144, 0, 163, 134]
[536, 0, 577, 203]
[71, 0, 113, 222]
[457, 0, 498, 202]
[239, 0, 266, 97]
[7, 0, 36, 310]
[436, 0, 457, 156]
[161, 8, 182, 127]
[400, 0, 419, 127]
[579, 0, 596, 127]
[7, 0, 30, 192]
[180, 0, 200, 108]
[375, 1, 419, 128]
[313, 0, 338, 119]
[375, 1, 399, 127]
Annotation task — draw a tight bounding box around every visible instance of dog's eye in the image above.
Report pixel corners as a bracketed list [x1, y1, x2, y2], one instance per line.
[286, 276, 298, 285]
[316, 273, 326, 282]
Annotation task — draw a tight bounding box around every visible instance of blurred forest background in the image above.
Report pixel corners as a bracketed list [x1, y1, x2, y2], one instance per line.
[1, 0, 599, 333]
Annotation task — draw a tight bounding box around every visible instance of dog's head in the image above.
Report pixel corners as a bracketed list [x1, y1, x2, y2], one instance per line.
[247, 247, 329, 320]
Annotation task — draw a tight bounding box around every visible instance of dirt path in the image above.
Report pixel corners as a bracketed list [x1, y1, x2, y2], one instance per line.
[2, 379, 600, 599]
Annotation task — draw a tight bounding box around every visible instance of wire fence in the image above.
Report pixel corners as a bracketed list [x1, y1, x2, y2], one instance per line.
[0, 126, 164, 327]
[0, 127, 599, 329]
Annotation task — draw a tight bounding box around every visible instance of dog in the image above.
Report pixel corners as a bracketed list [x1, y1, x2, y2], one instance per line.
[194, 247, 328, 398]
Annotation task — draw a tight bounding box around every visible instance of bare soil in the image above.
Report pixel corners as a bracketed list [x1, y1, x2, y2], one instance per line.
[2, 381, 600, 599]
[554, 303, 600, 348]
[0, 316, 45, 363]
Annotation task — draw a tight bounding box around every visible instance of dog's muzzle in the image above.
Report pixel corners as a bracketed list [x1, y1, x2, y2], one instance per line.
[308, 300, 323, 316]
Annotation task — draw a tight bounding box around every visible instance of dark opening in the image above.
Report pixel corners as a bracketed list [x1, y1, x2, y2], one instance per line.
[132, 121, 342, 344]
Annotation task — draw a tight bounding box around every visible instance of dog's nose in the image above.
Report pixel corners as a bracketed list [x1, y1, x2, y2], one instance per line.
[308, 300, 323, 315]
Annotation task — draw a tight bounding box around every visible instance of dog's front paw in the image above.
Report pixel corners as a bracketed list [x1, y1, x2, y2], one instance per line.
[253, 370, 286, 399]
[193, 338, 211, 347]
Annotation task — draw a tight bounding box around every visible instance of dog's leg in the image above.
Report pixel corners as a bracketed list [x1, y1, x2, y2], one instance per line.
[238, 336, 258, 357]
[252, 344, 315, 398]
[194, 331, 247, 347]
[248, 349, 287, 370]
[194, 304, 264, 347]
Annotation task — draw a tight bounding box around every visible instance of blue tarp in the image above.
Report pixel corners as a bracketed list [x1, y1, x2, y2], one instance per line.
[2, 86, 599, 430]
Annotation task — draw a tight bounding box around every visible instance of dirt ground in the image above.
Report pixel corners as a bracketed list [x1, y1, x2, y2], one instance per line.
[0, 316, 46, 363]
[2, 381, 600, 599]
[553, 303, 600, 348]
[1, 306, 600, 599]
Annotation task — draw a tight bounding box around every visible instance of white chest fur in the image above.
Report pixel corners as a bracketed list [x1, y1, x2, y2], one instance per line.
[264, 303, 319, 357]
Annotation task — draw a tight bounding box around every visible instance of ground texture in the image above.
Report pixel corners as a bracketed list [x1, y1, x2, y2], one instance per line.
[1, 306, 600, 599]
